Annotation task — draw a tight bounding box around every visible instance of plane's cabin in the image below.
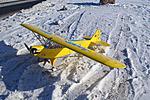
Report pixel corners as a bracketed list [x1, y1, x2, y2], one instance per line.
[44, 41, 64, 49]
[33, 32, 64, 49]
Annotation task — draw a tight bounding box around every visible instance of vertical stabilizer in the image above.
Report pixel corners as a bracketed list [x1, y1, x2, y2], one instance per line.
[90, 29, 110, 46]
[91, 29, 102, 42]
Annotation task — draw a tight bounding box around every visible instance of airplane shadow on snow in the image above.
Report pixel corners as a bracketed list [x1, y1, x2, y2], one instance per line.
[0, 41, 58, 97]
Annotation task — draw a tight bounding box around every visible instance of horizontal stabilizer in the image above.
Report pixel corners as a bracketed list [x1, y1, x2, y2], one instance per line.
[98, 40, 110, 46]
[83, 36, 91, 40]
[90, 41, 110, 47]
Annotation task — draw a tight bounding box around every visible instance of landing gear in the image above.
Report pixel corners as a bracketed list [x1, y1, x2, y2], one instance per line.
[49, 66, 55, 72]
[37, 58, 50, 65]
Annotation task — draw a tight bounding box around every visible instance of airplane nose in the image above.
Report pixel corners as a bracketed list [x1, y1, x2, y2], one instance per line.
[30, 47, 38, 54]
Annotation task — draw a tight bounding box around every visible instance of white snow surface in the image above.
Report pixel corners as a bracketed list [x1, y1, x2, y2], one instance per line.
[0, 0, 150, 100]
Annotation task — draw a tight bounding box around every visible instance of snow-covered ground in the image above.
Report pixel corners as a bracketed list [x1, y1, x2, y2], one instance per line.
[0, 0, 150, 100]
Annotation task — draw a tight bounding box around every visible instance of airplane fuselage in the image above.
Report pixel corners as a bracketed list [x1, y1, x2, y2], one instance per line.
[21, 23, 126, 68]
[31, 40, 91, 59]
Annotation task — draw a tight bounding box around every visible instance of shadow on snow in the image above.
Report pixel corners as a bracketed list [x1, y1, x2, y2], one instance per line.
[0, 41, 58, 94]
[67, 2, 100, 6]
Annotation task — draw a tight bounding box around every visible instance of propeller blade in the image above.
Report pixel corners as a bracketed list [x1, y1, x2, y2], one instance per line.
[24, 43, 30, 51]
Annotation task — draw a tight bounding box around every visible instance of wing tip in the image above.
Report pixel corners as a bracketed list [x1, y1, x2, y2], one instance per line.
[119, 64, 126, 68]
[115, 63, 126, 69]
[106, 60, 126, 69]
[20, 23, 27, 27]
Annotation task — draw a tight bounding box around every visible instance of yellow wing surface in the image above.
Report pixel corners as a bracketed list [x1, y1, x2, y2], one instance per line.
[21, 23, 126, 68]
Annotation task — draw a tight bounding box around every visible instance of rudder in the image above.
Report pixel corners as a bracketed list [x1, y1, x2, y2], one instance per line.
[90, 29, 110, 46]
[91, 29, 102, 42]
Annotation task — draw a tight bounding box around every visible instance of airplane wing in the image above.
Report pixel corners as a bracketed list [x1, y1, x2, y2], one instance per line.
[21, 23, 126, 68]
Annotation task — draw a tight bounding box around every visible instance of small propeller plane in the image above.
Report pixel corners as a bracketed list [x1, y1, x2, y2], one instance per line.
[21, 23, 126, 69]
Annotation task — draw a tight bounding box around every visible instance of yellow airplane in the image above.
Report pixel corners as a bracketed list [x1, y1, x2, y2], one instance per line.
[21, 23, 126, 69]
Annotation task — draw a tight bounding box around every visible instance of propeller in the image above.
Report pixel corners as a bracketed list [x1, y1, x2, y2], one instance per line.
[24, 43, 37, 54]
[24, 43, 50, 66]
[24, 43, 30, 52]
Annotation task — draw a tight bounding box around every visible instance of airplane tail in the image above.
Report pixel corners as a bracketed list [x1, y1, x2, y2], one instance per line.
[91, 29, 101, 42]
[90, 29, 110, 46]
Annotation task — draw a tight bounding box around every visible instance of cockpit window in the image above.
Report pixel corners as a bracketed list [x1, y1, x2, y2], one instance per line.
[45, 41, 63, 49]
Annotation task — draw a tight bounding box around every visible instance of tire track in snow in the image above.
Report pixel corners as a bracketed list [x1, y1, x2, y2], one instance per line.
[57, 11, 85, 39]
[106, 7, 150, 99]
[105, 11, 137, 99]
[69, 11, 85, 40]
